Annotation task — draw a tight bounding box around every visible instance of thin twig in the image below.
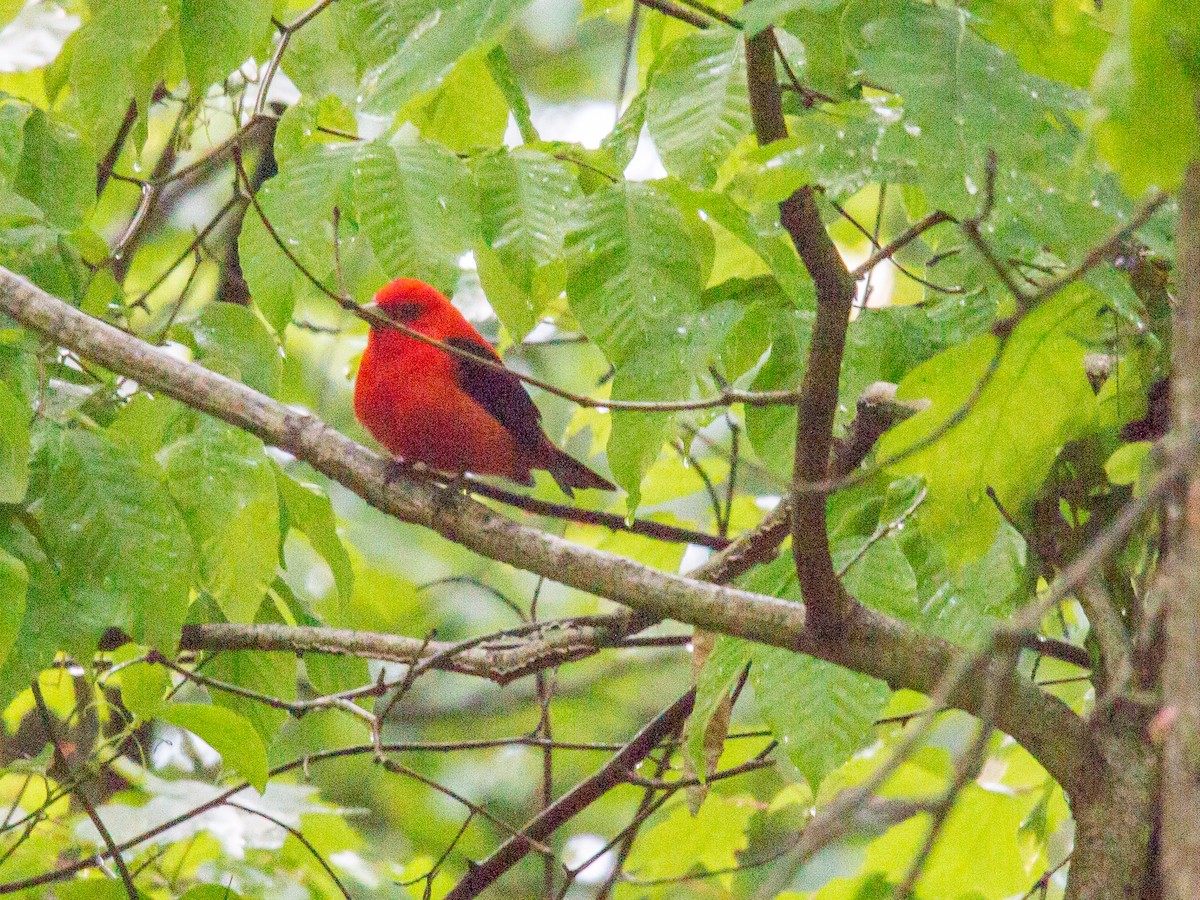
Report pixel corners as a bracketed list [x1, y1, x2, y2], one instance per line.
[31, 682, 139, 899]
[225, 801, 353, 899]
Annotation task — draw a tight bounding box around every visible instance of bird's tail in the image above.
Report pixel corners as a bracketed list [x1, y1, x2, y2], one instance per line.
[541, 444, 617, 496]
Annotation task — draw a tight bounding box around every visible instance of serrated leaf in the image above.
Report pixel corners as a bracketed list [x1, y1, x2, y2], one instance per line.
[179, 0, 272, 95]
[186, 302, 282, 397]
[0, 380, 28, 503]
[355, 0, 533, 115]
[646, 27, 751, 186]
[239, 143, 356, 332]
[566, 181, 706, 366]
[276, 469, 354, 604]
[474, 148, 580, 338]
[751, 645, 890, 791]
[854, 2, 1126, 256]
[37, 430, 193, 651]
[353, 137, 479, 295]
[160, 421, 280, 624]
[162, 703, 269, 792]
[65, 0, 174, 150]
[878, 285, 1101, 561]
[14, 110, 94, 229]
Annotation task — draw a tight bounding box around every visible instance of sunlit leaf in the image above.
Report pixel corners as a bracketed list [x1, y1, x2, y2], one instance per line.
[353, 136, 479, 295]
[0, 381, 28, 503]
[0, 548, 27, 673]
[37, 429, 193, 652]
[353, 0, 533, 115]
[646, 27, 752, 186]
[878, 285, 1101, 560]
[179, 0, 272, 96]
[162, 703, 270, 792]
[1091, 0, 1200, 194]
[160, 420, 280, 623]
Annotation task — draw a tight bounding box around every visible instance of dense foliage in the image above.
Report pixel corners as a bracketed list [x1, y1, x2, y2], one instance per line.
[0, 0, 1195, 898]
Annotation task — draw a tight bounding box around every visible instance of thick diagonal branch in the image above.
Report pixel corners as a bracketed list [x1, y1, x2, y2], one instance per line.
[0, 267, 1086, 797]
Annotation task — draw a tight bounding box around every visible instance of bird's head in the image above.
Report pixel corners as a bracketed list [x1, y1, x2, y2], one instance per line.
[364, 278, 450, 327]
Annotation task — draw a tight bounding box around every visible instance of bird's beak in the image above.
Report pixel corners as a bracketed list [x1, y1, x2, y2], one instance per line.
[360, 300, 379, 313]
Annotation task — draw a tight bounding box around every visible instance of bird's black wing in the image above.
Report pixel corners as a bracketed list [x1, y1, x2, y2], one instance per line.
[444, 337, 546, 455]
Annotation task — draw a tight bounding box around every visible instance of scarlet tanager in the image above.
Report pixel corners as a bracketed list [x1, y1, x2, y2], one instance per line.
[353, 278, 616, 494]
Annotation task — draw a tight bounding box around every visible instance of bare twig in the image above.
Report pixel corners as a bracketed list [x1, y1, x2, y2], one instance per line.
[31, 682, 139, 899]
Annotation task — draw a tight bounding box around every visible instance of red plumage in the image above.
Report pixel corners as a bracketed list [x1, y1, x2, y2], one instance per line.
[353, 278, 615, 494]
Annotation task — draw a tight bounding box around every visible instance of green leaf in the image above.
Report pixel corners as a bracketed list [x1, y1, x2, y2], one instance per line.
[751, 645, 890, 791]
[746, 305, 812, 476]
[281, 10, 360, 105]
[625, 795, 755, 886]
[878, 286, 1101, 561]
[37, 430, 193, 651]
[355, 0, 533, 115]
[473, 147, 580, 339]
[1091, 0, 1200, 194]
[686, 634, 750, 778]
[410, 51, 509, 152]
[1106, 441, 1152, 487]
[0, 93, 33, 186]
[968, 0, 1109, 88]
[834, 534, 919, 622]
[207, 644, 297, 746]
[0, 218, 89, 304]
[118, 659, 170, 720]
[742, 99, 921, 204]
[160, 421, 280, 624]
[273, 95, 359, 168]
[738, 0, 845, 37]
[239, 143, 357, 332]
[854, 2, 1124, 255]
[276, 469, 354, 604]
[0, 380, 29, 503]
[566, 181, 706, 367]
[161, 703, 269, 792]
[186, 302, 282, 397]
[0, 548, 27, 673]
[0, 0, 22, 32]
[65, 0, 174, 150]
[14, 110, 94, 230]
[55, 881, 150, 900]
[179, 886, 245, 900]
[646, 27, 752, 186]
[179, 0, 272, 95]
[486, 44, 538, 144]
[353, 137, 479, 296]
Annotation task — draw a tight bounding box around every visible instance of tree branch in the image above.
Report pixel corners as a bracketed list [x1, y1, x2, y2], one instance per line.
[444, 690, 697, 900]
[0, 266, 1087, 798]
[744, 26, 859, 635]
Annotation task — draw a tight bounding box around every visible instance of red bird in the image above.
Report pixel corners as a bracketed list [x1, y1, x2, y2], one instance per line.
[353, 278, 615, 494]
